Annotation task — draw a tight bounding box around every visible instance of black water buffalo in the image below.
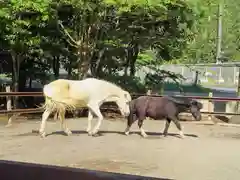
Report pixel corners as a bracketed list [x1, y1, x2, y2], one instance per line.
[125, 96, 203, 138]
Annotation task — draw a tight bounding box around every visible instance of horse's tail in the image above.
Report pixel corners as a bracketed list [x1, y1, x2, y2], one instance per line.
[40, 83, 76, 115]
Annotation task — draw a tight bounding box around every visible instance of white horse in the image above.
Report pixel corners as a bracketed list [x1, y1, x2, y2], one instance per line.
[39, 78, 132, 138]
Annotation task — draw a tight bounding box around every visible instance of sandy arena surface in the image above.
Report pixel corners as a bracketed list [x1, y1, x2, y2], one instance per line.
[1, 117, 240, 180]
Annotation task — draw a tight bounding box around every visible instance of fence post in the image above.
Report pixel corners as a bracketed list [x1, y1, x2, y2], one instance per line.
[146, 89, 152, 95]
[5, 86, 22, 127]
[146, 90, 152, 121]
[208, 92, 213, 121]
[5, 86, 13, 127]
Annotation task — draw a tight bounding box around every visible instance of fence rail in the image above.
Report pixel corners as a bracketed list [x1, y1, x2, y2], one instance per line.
[1, 92, 240, 116]
[1, 107, 240, 116]
[1, 91, 240, 101]
[0, 92, 43, 97]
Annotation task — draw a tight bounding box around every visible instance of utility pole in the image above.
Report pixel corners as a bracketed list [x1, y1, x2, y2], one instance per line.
[216, 2, 223, 64]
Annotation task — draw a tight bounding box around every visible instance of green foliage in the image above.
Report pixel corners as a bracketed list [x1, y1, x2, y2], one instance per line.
[163, 82, 212, 93]
[184, 0, 219, 63]
[103, 74, 146, 93]
[222, 0, 240, 60]
[179, 0, 240, 63]
[0, 0, 205, 94]
[0, 0, 51, 49]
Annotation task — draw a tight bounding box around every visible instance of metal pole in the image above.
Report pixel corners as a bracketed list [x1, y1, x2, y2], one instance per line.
[216, 2, 223, 64]
[235, 67, 240, 112]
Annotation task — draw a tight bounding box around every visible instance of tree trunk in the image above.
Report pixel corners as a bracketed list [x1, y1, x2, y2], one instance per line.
[78, 49, 91, 80]
[29, 77, 32, 88]
[124, 63, 128, 76]
[11, 51, 19, 109]
[67, 66, 72, 79]
[193, 71, 199, 86]
[130, 44, 139, 76]
[53, 56, 60, 79]
[93, 50, 105, 77]
[18, 70, 27, 91]
[81, 60, 90, 79]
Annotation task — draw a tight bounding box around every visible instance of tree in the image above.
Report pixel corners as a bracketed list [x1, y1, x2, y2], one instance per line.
[0, 0, 51, 106]
[94, 0, 197, 76]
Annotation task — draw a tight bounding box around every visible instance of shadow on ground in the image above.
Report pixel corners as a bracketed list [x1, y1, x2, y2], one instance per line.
[13, 130, 198, 139]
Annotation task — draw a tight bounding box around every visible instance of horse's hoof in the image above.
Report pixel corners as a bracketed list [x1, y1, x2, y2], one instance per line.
[141, 135, 148, 138]
[5, 123, 12, 128]
[65, 130, 72, 136]
[88, 131, 96, 136]
[92, 133, 100, 137]
[91, 129, 99, 135]
[40, 132, 46, 138]
[88, 132, 99, 137]
[141, 133, 148, 138]
[179, 131, 185, 139]
[124, 131, 130, 136]
[179, 135, 185, 139]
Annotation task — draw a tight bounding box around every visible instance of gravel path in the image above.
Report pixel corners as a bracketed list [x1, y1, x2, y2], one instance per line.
[1, 117, 240, 180]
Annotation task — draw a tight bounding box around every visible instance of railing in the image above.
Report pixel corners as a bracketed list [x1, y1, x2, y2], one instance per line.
[1, 92, 240, 116]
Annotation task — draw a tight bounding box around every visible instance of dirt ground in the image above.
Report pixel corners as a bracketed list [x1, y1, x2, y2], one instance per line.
[1, 117, 240, 180]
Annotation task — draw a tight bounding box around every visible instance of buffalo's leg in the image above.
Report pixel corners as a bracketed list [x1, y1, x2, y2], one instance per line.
[171, 116, 185, 138]
[163, 118, 171, 136]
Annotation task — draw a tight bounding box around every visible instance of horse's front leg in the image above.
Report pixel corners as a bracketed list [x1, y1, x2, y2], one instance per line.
[170, 116, 185, 139]
[86, 109, 94, 134]
[39, 109, 51, 138]
[138, 117, 148, 138]
[125, 113, 137, 136]
[87, 104, 103, 136]
[163, 118, 171, 136]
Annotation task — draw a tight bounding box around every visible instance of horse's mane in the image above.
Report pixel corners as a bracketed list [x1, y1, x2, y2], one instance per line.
[169, 96, 203, 109]
[88, 77, 127, 91]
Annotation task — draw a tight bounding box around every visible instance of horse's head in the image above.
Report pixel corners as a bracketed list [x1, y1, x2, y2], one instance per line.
[116, 91, 132, 117]
[189, 100, 203, 121]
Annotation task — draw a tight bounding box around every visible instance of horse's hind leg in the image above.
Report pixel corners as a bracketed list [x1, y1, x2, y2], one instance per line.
[39, 109, 51, 138]
[163, 118, 171, 136]
[170, 116, 185, 138]
[59, 109, 72, 136]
